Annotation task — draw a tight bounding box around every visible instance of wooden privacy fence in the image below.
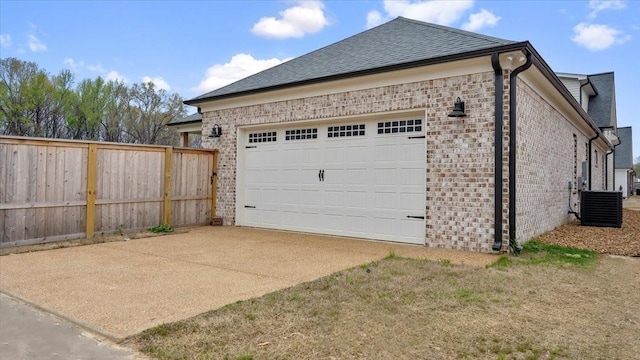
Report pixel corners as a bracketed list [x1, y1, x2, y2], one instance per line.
[0, 136, 218, 247]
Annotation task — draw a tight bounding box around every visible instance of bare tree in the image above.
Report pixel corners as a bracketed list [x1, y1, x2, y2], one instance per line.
[123, 82, 184, 145]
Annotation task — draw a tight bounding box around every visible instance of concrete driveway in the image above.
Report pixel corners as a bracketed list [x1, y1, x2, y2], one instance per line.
[0, 227, 495, 341]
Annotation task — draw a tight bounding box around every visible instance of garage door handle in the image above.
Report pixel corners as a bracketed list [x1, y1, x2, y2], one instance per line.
[319, 169, 324, 182]
[406, 215, 425, 219]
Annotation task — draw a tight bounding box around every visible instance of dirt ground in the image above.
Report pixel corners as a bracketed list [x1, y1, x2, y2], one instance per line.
[0, 229, 184, 256]
[538, 198, 640, 256]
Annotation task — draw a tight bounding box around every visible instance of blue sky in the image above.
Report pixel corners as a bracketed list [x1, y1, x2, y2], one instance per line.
[0, 0, 638, 158]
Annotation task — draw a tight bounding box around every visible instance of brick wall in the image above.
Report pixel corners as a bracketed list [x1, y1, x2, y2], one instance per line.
[515, 79, 608, 242]
[202, 71, 500, 252]
[202, 71, 608, 252]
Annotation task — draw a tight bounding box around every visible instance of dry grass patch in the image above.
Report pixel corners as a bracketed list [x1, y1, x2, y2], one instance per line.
[128, 248, 640, 360]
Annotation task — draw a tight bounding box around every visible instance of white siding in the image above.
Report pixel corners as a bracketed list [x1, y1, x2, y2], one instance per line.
[615, 169, 631, 197]
[559, 78, 581, 104]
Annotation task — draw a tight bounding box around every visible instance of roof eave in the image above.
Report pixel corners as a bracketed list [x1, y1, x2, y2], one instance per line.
[167, 119, 202, 127]
[184, 41, 528, 106]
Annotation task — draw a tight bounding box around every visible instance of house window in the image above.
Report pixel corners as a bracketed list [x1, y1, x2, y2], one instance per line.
[377, 119, 423, 134]
[285, 128, 318, 141]
[328, 124, 365, 138]
[248, 131, 277, 143]
[585, 143, 588, 161]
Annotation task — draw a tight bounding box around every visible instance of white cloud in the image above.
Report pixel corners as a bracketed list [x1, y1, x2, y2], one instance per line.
[366, 10, 384, 28]
[462, 9, 500, 31]
[571, 22, 631, 51]
[193, 53, 292, 93]
[588, 0, 626, 18]
[87, 63, 106, 73]
[63, 58, 84, 70]
[27, 34, 47, 52]
[142, 76, 171, 91]
[251, 0, 329, 39]
[0, 33, 11, 48]
[379, 0, 473, 26]
[105, 70, 128, 83]
[83, 62, 128, 83]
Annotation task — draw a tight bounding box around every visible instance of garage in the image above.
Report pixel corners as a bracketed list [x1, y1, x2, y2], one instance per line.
[236, 117, 426, 244]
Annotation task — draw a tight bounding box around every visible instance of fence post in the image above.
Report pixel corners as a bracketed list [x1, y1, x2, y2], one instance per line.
[86, 143, 97, 238]
[163, 147, 173, 225]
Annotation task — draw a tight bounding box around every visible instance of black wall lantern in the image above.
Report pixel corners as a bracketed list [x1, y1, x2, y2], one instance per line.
[209, 124, 222, 138]
[448, 97, 467, 117]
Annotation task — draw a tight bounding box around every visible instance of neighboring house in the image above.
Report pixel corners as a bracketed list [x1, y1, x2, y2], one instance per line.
[614, 127, 634, 197]
[556, 72, 621, 191]
[170, 112, 203, 147]
[185, 17, 613, 253]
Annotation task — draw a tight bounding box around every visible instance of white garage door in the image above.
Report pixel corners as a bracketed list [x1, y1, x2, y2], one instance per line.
[237, 118, 426, 244]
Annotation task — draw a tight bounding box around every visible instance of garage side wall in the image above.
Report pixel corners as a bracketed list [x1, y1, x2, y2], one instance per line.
[203, 71, 498, 252]
[515, 80, 608, 242]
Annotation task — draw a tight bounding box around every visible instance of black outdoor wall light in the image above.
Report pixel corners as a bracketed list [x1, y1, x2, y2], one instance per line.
[448, 97, 467, 117]
[209, 124, 222, 138]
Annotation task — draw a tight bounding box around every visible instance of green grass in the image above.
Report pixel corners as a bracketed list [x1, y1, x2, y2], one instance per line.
[522, 239, 598, 267]
[148, 223, 174, 233]
[488, 239, 599, 268]
[384, 249, 397, 259]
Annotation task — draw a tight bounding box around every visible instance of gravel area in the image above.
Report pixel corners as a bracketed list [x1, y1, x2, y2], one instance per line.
[538, 198, 640, 257]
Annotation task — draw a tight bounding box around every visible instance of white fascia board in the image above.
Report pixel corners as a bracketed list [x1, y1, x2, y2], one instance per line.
[172, 123, 202, 133]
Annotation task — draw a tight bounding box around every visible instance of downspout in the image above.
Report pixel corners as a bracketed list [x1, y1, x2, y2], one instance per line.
[587, 134, 599, 190]
[491, 53, 504, 252]
[508, 50, 533, 252]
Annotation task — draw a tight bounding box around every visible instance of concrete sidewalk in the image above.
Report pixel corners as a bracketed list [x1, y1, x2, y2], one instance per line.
[0, 293, 143, 360]
[0, 227, 496, 341]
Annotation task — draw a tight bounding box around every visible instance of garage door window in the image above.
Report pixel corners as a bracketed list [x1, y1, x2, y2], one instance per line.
[328, 124, 365, 138]
[285, 128, 318, 141]
[377, 119, 422, 134]
[249, 131, 277, 143]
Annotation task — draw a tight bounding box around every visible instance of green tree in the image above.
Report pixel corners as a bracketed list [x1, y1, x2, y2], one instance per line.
[0, 58, 74, 138]
[634, 155, 640, 177]
[68, 77, 116, 140]
[100, 81, 128, 143]
[0, 57, 44, 136]
[1, 58, 183, 145]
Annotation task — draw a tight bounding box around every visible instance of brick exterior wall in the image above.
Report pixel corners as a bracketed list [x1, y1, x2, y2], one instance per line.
[203, 71, 501, 252]
[515, 79, 608, 242]
[201, 70, 609, 252]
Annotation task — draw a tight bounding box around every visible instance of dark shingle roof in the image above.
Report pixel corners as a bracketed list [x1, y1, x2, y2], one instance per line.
[615, 126, 633, 169]
[168, 112, 202, 126]
[587, 72, 615, 128]
[187, 17, 516, 103]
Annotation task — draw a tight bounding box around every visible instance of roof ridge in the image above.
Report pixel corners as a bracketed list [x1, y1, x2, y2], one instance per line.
[588, 71, 615, 77]
[396, 16, 514, 45]
[188, 16, 519, 104]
